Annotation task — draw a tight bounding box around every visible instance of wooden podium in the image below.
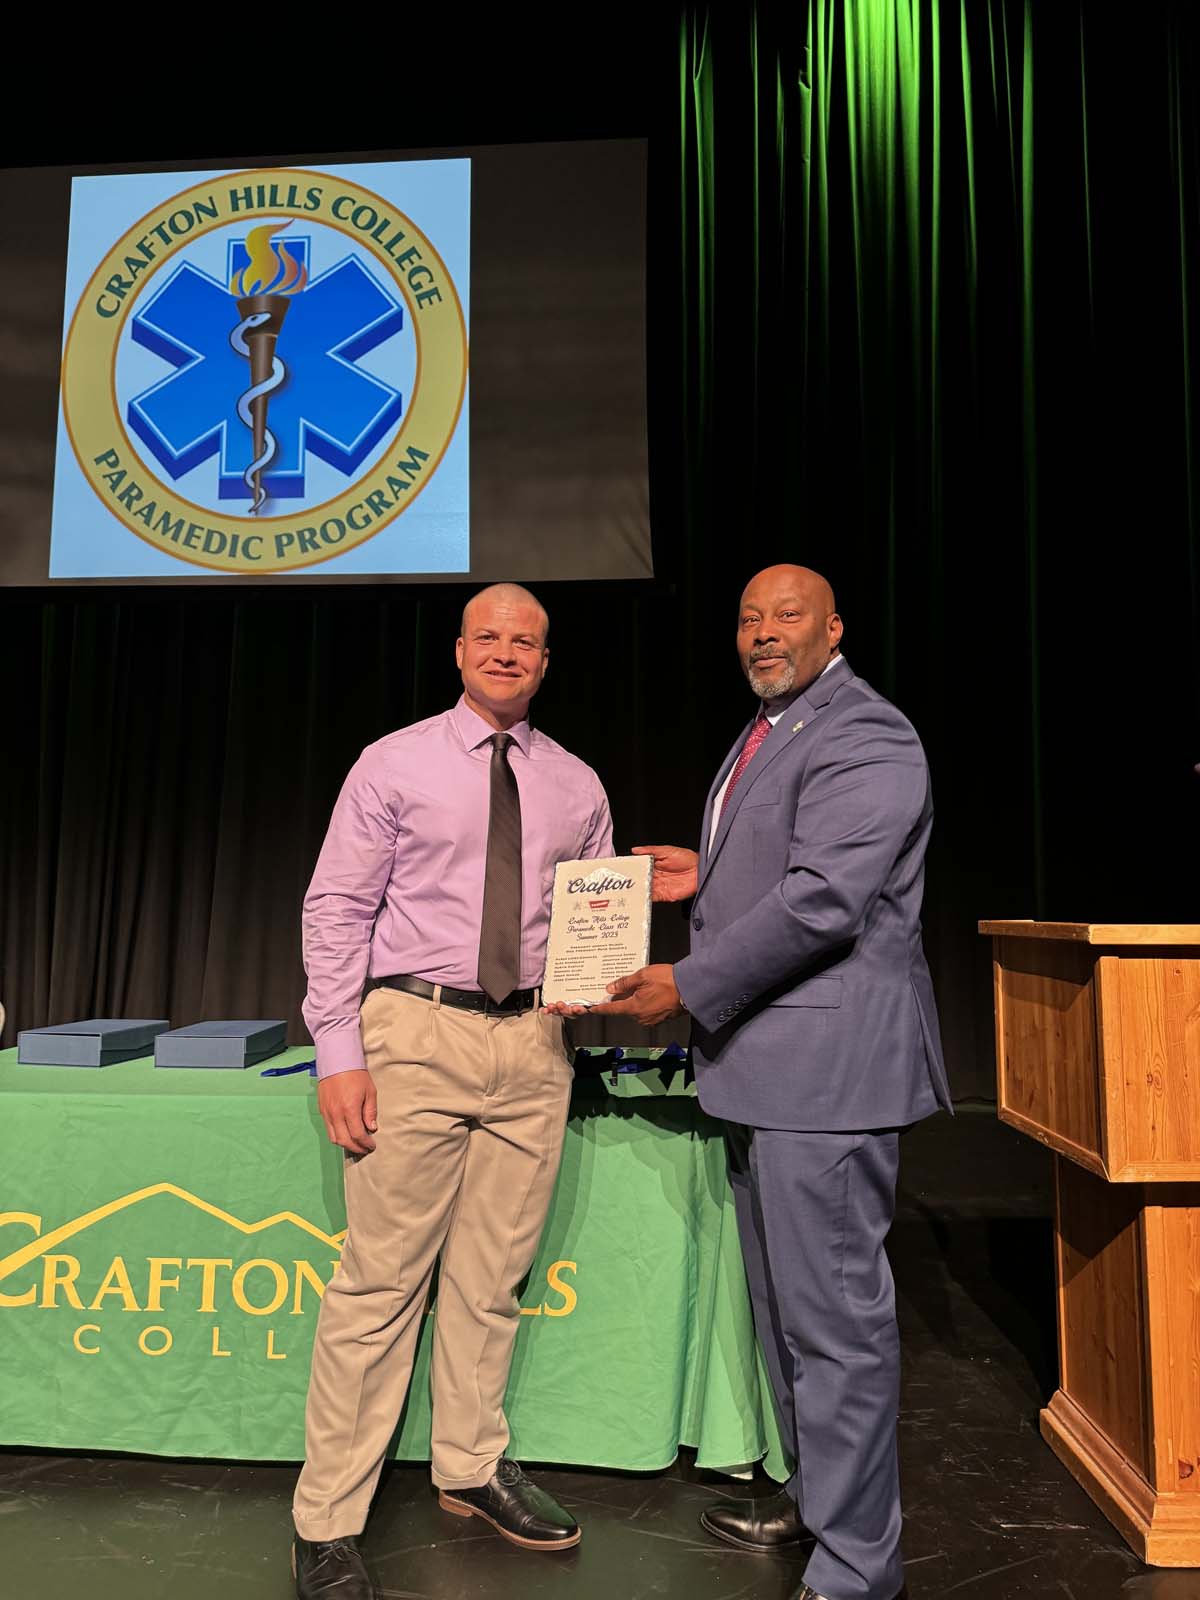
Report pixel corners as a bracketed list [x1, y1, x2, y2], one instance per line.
[981, 922, 1200, 1567]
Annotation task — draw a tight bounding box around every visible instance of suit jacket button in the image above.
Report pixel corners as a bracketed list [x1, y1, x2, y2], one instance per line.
[692, 915, 703, 930]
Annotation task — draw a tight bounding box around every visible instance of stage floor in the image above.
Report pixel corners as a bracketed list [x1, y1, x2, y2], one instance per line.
[0, 1106, 1188, 1600]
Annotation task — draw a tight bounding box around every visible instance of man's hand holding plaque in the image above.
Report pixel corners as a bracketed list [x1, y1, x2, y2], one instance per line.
[631, 843, 699, 903]
[577, 964, 686, 1024]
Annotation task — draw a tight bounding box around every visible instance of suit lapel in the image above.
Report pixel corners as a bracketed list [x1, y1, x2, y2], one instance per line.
[697, 656, 853, 893]
[700, 707, 810, 889]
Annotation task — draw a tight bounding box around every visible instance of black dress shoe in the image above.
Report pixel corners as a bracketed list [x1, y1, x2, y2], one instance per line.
[700, 1486, 809, 1551]
[438, 1457, 581, 1549]
[292, 1535, 377, 1599]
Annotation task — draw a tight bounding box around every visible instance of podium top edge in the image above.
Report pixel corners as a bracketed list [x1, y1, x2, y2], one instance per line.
[978, 920, 1200, 944]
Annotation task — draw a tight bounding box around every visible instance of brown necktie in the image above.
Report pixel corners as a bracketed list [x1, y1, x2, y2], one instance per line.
[478, 732, 523, 1003]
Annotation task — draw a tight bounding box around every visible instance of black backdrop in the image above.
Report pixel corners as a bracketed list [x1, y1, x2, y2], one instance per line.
[2, 3, 1198, 1099]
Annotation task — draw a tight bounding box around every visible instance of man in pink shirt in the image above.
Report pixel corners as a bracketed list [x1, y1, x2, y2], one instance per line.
[291, 583, 613, 1600]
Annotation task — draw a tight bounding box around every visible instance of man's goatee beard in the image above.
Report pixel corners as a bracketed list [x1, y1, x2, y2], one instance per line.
[748, 661, 797, 700]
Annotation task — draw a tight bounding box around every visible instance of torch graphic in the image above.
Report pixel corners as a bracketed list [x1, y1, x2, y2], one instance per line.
[228, 223, 308, 513]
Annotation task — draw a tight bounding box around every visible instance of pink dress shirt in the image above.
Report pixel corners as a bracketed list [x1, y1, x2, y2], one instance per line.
[302, 697, 614, 1077]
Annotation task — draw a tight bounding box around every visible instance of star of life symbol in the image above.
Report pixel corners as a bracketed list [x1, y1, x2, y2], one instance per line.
[126, 223, 404, 514]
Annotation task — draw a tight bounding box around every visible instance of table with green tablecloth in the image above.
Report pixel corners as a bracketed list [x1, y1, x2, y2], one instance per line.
[0, 1046, 786, 1477]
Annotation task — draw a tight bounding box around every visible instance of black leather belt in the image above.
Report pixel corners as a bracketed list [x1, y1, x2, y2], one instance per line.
[374, 973, 539, 1017]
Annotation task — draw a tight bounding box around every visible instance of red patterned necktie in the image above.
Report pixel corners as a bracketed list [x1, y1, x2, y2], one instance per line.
[720, 709, 772, 817]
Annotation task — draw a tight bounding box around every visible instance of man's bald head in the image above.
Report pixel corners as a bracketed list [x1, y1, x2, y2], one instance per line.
[739, 564, 836, 617]
[737, 565, 843, 702]
[461, 583, 549, 645]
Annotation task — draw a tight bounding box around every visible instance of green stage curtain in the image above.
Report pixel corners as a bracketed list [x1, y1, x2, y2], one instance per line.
[675, 0, 1200, 1081]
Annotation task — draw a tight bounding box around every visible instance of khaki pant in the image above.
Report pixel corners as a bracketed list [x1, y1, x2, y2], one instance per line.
[292, 986, 573, 1541]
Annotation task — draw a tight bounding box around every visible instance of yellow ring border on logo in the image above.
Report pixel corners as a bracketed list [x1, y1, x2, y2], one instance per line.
[60, 167, 468, 574]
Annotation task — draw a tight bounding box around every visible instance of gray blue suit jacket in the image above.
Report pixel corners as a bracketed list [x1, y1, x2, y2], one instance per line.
[674, 656, 951, 1131]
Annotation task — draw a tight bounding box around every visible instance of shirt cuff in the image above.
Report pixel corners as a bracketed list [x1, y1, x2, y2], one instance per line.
[314, 1028, 366, 1079]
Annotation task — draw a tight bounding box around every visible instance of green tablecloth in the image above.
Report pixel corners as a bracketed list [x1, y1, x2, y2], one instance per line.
[0, 1046, 785, 1476]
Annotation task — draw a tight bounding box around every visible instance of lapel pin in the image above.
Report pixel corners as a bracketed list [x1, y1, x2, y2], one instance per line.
[792, 720, 805, 733]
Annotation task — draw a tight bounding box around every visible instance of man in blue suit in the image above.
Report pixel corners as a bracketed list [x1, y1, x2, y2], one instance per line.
[581, 564, 950, 1600]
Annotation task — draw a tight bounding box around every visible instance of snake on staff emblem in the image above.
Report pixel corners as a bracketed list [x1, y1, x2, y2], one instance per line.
[229, 311, 285, 513]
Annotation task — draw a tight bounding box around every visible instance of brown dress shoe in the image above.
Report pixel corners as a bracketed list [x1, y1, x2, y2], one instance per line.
[438, 1457, 581, 1550]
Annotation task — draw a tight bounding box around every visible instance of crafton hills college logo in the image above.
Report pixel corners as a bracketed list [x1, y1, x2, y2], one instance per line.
[60, 168, 468, 574]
